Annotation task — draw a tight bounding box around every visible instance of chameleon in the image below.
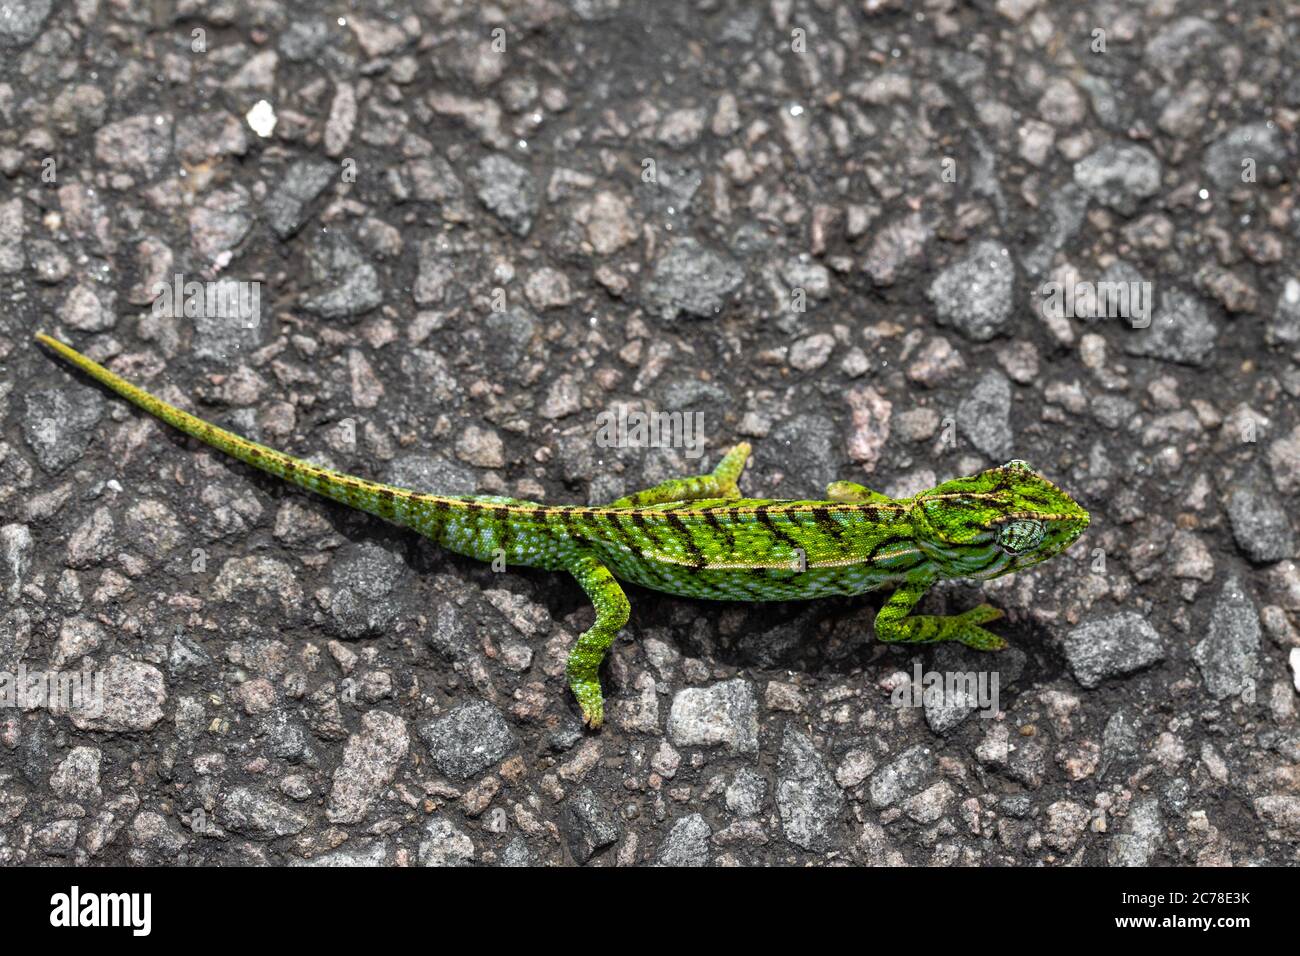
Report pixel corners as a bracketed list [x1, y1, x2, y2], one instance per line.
[36, 332, 1090, 728]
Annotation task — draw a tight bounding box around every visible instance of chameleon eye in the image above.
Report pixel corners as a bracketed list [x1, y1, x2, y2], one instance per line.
[998, 519, 1046, 554]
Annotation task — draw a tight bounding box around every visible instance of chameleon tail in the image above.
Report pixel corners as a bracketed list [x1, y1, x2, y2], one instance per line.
[35, 332, 420, 524]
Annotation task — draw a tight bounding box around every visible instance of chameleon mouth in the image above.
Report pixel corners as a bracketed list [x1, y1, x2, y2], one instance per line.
[1059, 511, 1090, 548]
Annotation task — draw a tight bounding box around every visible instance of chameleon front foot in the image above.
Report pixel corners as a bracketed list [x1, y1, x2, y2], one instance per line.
[874, 580, 1008, 650]
[952, 604, 1007, 651]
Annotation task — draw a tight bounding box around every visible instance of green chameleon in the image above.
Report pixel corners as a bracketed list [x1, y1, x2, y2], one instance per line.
[37, 333, 1090, 728]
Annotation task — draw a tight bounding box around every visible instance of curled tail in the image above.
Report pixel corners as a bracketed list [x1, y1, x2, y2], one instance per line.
[36, 332, 439, 525]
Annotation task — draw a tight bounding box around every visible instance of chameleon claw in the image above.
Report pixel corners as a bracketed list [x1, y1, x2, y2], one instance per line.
[569, 671, 606, 730]
[577, 693, 604, 730]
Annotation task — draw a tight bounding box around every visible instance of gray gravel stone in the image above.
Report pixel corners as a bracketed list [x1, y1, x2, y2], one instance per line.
[0, 523, 32, 603]
[928, 240, 1015, 341]
[419, 700, 516, 779]
[278, 20, 330, 61]
[59, 282, 116, 332]
[563, 786, 619, 863]
[291, 841, 389, 867]
[52, 616, 107, 668]
[35, 819, 79, 856]
[68, 655, 167, 732]
[94, 113, 173, 180]
[1073, 143, 1162, 216]
[863, 212, 930, 286]
[1043, 800, 1090, 853]
[902, 780, 954, 824]
[922, 644, 1012, 732]
[0, 197, 23, 274]
[385, 454, 477, 495]
[869, 744, 933, 808]
[1270, 279, 1300, 346]
[1122, 287, 1218, 366]
[1006, 736, 1047, 789]
[765, 412, 841, 493]
[499, 836, 535, 867]
[725, 768, 767, 816]
[655, 813, 711, 866]
[328, 542, 406, 638]
[1145, 17, 1221, 73]
[1109, 797, 1162, 866]
[470, 154, 538, 236]
[175, 110, 248, 163]
[419, 817, 475, 866]
[1203, 123, 1288, 189]
[1064, 612, 1165, 689]
[189, 277, 266, 360]
[221, 786, 308, 838]
[667, 678, 759, 754]
[1254, 795, 1300, 842]
[642, 237, 744, 320]
[21, 387, 104, 473]
[1100, 710, 1140, 780]
[300, 233, 383, 319]
[1226, 479, 1296, 563]
[50, 746, 102, 801]
[264, 159, 336, 238]
[776, 727, 845, 851]
[326, 710, 409, 824]
[0, 0, 51, 47]
[1193, 575, 1261, 700]
[956, 369, 1013, 460]
[189, 185, 253, 266]
[212, 556, 304, 617]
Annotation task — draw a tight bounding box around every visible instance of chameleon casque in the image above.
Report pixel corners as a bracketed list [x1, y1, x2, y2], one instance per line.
[37, 333, 1090, 728]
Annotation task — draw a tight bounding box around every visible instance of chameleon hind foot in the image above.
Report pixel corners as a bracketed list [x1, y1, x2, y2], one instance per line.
[567, 664, 607, 729]
[564, 553, 631, 729]
[606, 442, 751, 507]
[825, 480, 893, 504]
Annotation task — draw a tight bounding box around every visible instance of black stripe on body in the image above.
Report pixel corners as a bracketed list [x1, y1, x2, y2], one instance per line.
[701, 509, 735, 551]
[664, 513, 707, 568]
[493, 506, 512, 552]
[558, 509, 590, 547]
[754, 504, 802, 551]
[811, 506, 845, 540]
[630, 511, 665, 549]
[607, 513, 642, 552]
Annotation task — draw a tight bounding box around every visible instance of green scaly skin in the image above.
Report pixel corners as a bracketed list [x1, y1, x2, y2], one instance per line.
[37, 333, 1092, 728]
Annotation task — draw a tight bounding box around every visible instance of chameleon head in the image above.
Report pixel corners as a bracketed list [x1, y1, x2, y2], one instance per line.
[908, 460, 1090, 579]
